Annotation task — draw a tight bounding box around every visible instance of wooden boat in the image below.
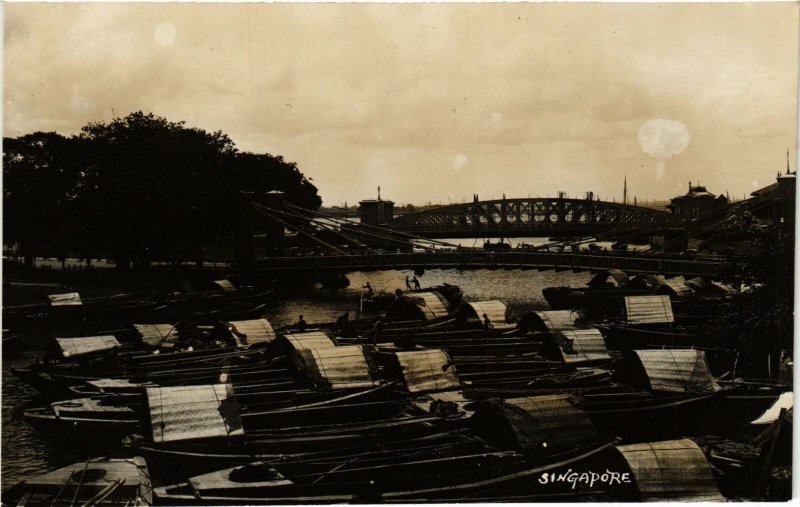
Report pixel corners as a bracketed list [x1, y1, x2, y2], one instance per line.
[187, 303, 269, 325]
[12, 344, 290, 395]
[25, 384, 396, 437]
[24, 397, 140, 437]
[542, 271, 735, 320]
[146, 301, 271, 326]
[1, 457, 152, 506]
[127, 409, 469, 476]
[594, 322, 712, 349]
[18, 364, 296, 397]
[695, 392, 791, 500]
[152, 440, 617, 504]
[579, 391, 723, 441]
[164, 288, 275, 313]
[48, 299, 169, 331]
[542, 286, 651, 315]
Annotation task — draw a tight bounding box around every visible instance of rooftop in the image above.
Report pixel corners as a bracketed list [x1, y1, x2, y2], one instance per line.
[674, 185, 716, 199]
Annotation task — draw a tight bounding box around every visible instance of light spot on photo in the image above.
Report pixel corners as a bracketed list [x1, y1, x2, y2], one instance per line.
[453, 153, 468, 170]
[154, 22, 177, 47]
[70, 94, 96, 114]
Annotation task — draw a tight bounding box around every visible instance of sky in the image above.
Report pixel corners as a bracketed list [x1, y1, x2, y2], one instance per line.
[4, 3, 799, 206]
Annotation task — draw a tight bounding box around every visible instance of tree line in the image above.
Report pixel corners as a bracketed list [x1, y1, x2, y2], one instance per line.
[4, 112, 321, 270]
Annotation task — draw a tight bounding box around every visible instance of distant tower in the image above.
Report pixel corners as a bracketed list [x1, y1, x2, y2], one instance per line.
[623, 176, 628, 206]
[787, 149, 791, 175]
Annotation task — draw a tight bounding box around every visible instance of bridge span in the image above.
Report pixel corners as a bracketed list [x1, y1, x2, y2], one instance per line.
[252, 251, 731, 278]
[387, 196, 671, 238]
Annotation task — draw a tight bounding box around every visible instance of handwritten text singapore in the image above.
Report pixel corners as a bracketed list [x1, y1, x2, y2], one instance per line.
[538, 470, 632, 489]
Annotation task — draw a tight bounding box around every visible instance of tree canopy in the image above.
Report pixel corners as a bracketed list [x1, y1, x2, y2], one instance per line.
[3, 112, 322, 268]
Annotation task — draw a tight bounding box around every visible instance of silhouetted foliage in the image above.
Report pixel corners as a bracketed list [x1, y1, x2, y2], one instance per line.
[3, 132, 85, 265]
[3, 112, 321, 269]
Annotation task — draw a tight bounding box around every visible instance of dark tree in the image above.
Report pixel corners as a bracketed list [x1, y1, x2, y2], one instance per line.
[230, 152, 322, 211]
[3, 112, 322, 270]
[78, 112, 239, 269]
[3, 132, 82, 266]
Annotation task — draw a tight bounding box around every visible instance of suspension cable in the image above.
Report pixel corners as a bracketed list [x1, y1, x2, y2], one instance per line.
[283, 202, 463, 249]
[255, 204, 419, 252]
[250, 204, 351, 256]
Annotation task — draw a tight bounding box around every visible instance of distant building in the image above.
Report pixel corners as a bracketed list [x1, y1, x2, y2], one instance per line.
[359, 188, 394, 226]
[667, 183, 728, 219]
[750, 172, 795, 226]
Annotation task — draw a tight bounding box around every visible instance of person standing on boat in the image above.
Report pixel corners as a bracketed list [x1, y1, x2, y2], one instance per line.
[405, 276, 412, 290]
[370, 319, 384, 345]
[335, 312, 350, 335]
[483, 313, 493, 334]
[412, 276, 421, 290]
[295, 315, 307, 331]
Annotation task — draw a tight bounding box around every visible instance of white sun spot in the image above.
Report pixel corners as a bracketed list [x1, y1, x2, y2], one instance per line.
[453, 153, 468, 170]
[491, 112, 503, 123]
[638, 119, 691, 159]
[638, 119, 690, 181]
[154, 22, 177, 47]
[752, 180, 759, 188]
[70, 94, 96, 114]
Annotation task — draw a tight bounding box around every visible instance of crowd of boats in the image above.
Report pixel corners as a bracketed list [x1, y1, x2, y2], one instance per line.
[1, 270, 792, 505]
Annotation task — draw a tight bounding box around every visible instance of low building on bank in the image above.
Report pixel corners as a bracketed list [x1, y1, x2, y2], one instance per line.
[667, 183, 728, 219]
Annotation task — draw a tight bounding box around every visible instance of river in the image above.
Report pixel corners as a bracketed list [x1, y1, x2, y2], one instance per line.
[2, 265, 592, 488]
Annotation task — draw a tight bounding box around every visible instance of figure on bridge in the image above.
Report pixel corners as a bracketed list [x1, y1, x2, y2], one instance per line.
[363, 282, 374, 297]
[412, 276, 421, 290]
[405, 276, 411, 290]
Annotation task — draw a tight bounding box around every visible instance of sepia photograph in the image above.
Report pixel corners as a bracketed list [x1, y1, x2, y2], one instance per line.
[2, 2, 797, 504]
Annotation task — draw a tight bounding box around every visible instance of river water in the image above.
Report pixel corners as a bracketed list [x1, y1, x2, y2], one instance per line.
[2, 265, 592, 489]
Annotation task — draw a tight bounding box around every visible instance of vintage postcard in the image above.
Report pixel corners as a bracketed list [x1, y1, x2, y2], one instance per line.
[2, 2, 796, 504]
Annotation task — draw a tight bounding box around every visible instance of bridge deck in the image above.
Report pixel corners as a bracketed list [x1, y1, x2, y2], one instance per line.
[252, 251, 731, 278]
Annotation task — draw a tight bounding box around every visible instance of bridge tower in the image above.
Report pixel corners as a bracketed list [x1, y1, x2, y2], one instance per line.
[358, 187, 394, 226]
[234, 191, 287, 269]
[263, 191, 286, 257]
[234, 191, 256, 270]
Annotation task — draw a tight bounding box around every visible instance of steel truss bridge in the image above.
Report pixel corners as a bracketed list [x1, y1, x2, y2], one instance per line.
[390, 197, 671, 238]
